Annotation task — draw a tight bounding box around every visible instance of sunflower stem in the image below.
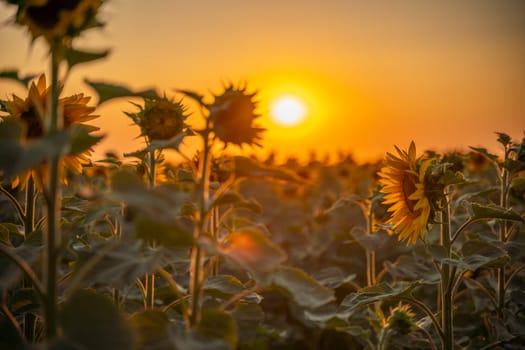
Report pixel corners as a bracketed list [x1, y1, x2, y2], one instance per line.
[42, 42, 62, 340]
[366, 200, 376, 286]
[145, 150, 157, 310]
[497, 148, 510, 319]
[190, 124, 212, 327]
[23, 177, 37, 342]
[440, 204, 454, 350]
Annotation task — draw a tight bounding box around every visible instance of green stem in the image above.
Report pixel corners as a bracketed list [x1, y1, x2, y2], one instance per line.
[0, 184, 26, 224]
[190, 126, 212, 327]
[43, 43, 61, 339]
[497, 160, 509, 318]
[23, 177, 36, 342]
[145, 150, 156, 309]
[440, 206, 454, 350]
[365, 201, 376, 286]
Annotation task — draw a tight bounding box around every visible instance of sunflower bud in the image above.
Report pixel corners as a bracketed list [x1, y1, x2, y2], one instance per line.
[386, 304, 416, 335]
[129, 97, 189, 142]
[209, 85, 265, 147]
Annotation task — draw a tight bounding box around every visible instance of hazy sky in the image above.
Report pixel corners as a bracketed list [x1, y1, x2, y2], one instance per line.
[1, 0, 524, 162]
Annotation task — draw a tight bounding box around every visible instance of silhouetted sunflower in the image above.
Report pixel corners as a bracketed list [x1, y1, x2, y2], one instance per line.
[209, 85, 265, 147]
[386, 304, 416, 334]
[378, 142, 431, 245]
[3, 74, 99, 189]
[13, 0, 102, 42]
[127, 97, 189, 142]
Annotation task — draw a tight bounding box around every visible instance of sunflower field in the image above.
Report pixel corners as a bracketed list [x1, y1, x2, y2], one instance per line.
[1, 2, 525, 350]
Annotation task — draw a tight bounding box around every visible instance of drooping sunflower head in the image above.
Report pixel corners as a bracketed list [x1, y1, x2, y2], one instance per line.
[128, 96, 189, 143]
[2, 74, 99, 189]
[386, 303, 417, 335]
[377, 141, 431, 245]
[13, 0, 102, 43]
[209, 84, 265, 147]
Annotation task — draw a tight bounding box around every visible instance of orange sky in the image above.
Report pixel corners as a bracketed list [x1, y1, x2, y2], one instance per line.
[1, 0, 524, 163]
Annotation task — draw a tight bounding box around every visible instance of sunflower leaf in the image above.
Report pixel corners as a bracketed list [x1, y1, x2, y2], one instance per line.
[271, 266, 335, 308]
[60, 289, 135, 350]
[197, 308, 238, 349]
[219, 228, 287, 277]
[338, 281, 421, 319]
[0, 70, 37, 87]
[176, 89, 207, 107]
[202, 275, 245, 299]
[69, 126, 104, 155]
[85, 79, 158, 105]
[469, 146, 498, 161]
[64, 47, 111, 69]
[469, 203, 524, 222]
[495, 132, 511, 147]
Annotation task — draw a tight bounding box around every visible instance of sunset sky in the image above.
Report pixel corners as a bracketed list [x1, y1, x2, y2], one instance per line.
[1, 0, 524, 163]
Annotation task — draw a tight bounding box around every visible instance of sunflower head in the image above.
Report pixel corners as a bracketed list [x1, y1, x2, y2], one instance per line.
[377, 142, 431, 245]
[386, 304, 416, 335]
[13, 0, 102, 43]
[209, 84, 265, 147]
[1, 74, 99, 189]
[128, 97, 189, 143]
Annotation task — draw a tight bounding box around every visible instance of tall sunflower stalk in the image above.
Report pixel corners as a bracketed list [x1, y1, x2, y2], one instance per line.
[186, 84, 264, 327]
[2, 0, 103, 338]
[126, 96, 190, 310]
[378, 142, 454, 350]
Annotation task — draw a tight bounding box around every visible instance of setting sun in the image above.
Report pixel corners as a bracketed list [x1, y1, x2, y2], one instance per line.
[270, 96, 307, 127]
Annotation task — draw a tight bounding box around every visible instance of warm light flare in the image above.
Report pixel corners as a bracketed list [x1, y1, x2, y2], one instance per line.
[270, 96, 307, 126]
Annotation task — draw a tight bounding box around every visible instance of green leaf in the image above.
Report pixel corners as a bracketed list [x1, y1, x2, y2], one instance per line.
[212, 191, 244, 208]
[231, 303, 264, 342]
[64, 47, 110, 69]
[130, 310, 171, 349]
[176, 89, 206, 107]
[60, 289, 135, 350]
[313, 266, 356, 289]
[272, 266, 334, 308]
[124, 129, 192, 157]
[72, 240, 163, 288]
[338, 282, 420, 319]
[469, 146, 498, 161]
[68, 126, 104, 155]
[496, 132, 511, 147]
[443, 239, 510, 271]
[511, 177, 525, 195]
[135, 216, 193, 248]
[469, 203, 524, 222]
[439, 171, 467, 185]
[0, 125, 89, 178]
[503, 159, 525, 173]
[202, 275, 245, 299]
[349, 227, 384, 251]
[219, 228, 287, 276]
[0, 70, 37, 87]
[198, 308, 238, 349]
[85, 79, 158, 105]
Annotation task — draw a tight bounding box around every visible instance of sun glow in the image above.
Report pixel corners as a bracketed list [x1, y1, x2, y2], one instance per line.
[270, 96, 307, 126]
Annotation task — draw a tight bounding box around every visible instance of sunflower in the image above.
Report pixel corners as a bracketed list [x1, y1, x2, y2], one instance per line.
[386, 303, 417, 334]
[127, 96, 189, 143]
[13, 0, 102, 43]
[209, 85, 265, 147]
[2, 74, 99, 189]
[378, 142, 431, 245]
